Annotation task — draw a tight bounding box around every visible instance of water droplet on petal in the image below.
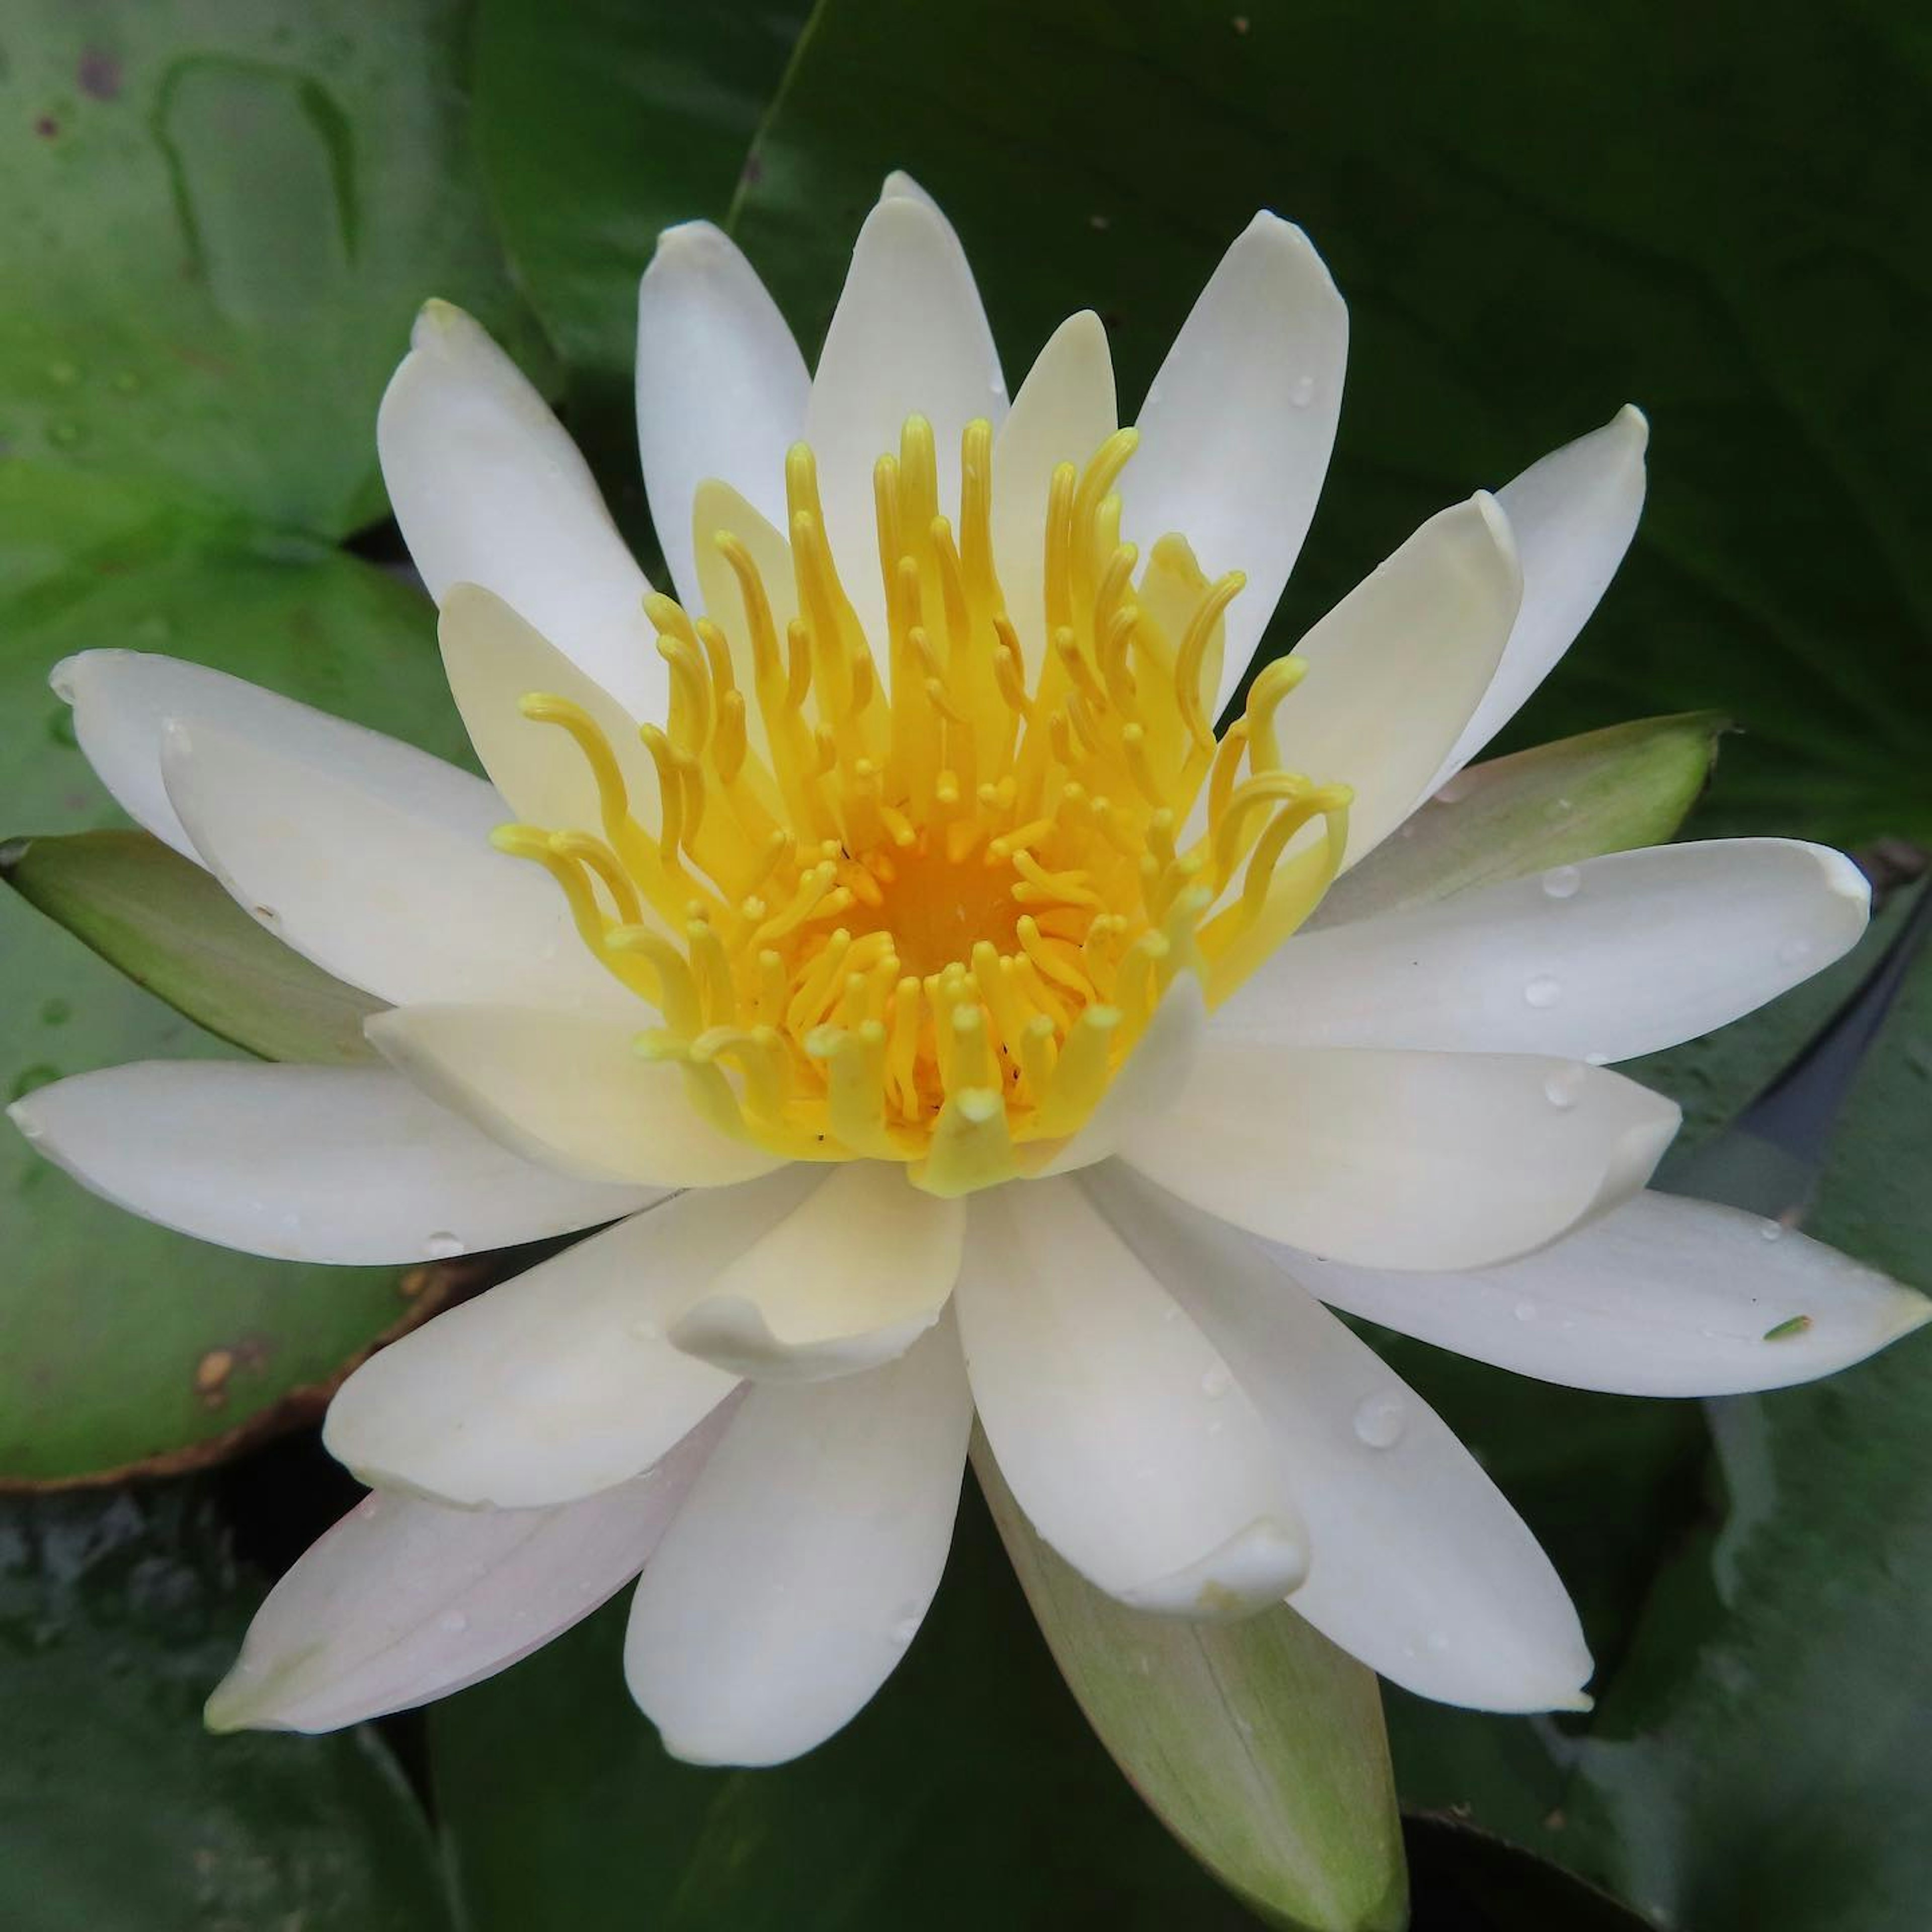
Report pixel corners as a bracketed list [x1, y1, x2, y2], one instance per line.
[423, 1232, 462, 1260]
[1432, 772, 1476, 805]
[1289, 373, 1316, 408]
[1351, 1389, 1407, 1448]
[1777, 937, 1812, 967]
[1584, 1051, 1611, 1067]
[1524, 974, 1561, 1009]
[1425, 1630, 1451, 1654]
[1541, 864, 1582, 900]
[1759, 1220, 1785, 1243]
[1513, 1300, 1537, 1323]
[1199, 1363, 1233, 1399]
[439, 1610, 470, 1635]
[1543, 1066, 1585, 1110]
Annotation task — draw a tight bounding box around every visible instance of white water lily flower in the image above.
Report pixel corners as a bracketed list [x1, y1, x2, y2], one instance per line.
[15, 176, 1927, 1765]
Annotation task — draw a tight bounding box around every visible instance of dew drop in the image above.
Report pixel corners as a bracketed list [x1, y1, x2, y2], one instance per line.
[1199, 1363, 1233, 1399]
[1758, 1220, 1785, 1243]
[354, 1495, 382, 1522]
[1425, 1630, 1451, 1655]
[1543, 1066, 1585, 1110]
[1777, 937, 1812, 968]
[439, 1610, 470, 1635]
[1351, 1389, 1407, 1448]
[422, 1231, 462, 1260]
[1432, 771, 1476, 805]
[1513, 1300, 1537, 1323]
[1523, 974, 1561, 1009]
[1584, 1051, 1612, 1067]
[1289, 373, 1316, 409]
[1541, 864, 1582, 900]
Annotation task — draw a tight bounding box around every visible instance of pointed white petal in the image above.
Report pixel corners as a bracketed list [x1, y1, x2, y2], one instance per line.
[323, 1168, 822, 1507]
[624, 1316, 973, 1765]
[1431, 407, 1649, 790]
[1293, 1189, 1932, 1396]
[1221, 840, 1871, 1061]
[636, 221, 811, 610]
[956, 1176, 1308, 1616]
[51, 650, 484, 868]
[1120, 1041, 1679, 1270]
[1123, 214, 1348, 712]
[377, 301, 662, 719]
[438, 585, 668, 842]
[804, 196, 1006, 648]
[365, 1005, 780, 1189]
[7, 1063, 651, 1264]
[1272, 496, 1521, 870]
[207, 1408, 731, 1733]
[878, 169, 942, 212]
[158, 716, 633, 1016]
[1082, 1165, 1593, 1711]
[1035, 972, 1206, 1176]
[670, 1161, 964, 1380]
[992, 311, 1118, 674]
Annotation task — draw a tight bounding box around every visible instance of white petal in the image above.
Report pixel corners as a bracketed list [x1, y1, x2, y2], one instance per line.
[159, 716, 633, 1017]
[1220, 840, 1871, 1061]
[804, 196, 1006, 649]
[1293, 1189, 1932, 1396]
[1082, 1165, 1592, 1711]
[1431, 407, 1649, 791]
[206, 1408, 731, 1733]
[956, 1176, 1308, 1616]
[377, 301, 662, 719]
[670, 1161, 964, 1380]
[878, 169, 941, 212]
[323, 1168, 822, 1507]
[439, 584, 668, 841]
[992, 311, 1118, 674]
[1034, 972, 1206, 1176]
[1122, 213, 1348, 712]
[1273, 495, 1521, 869]
[7, 1063, 650, 1264]
[624, 1316, 973, 1765]
[366, 1005, 780, 1189]
[636, 221, 811, 610]
[1120, 1041, 1679, 1270]
[51, 650, 485, 868]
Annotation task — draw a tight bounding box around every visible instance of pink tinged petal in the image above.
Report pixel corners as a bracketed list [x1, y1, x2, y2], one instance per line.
[364, 1005, 782, 1189]
[158, 715, 635, 1017]
[1082, 1165, 1593, 1712]
[49, 649, 488, 868]
[1122, 213, 1349, 714]
[1034, 971, 1206, 1176]
[636, 221, 811, 611]
[1271, 495, 1522, 872]
[992, 310, 1118, 675]
[669, 1161, 965, 1381]
[322, 1167, 822, 1508]
[377, 301, 662, 720]
[803, 194, 1006, 650]
[1119, 1040, 1679, 1271]
[438, 584, 669, 844]
[956, 1175, 1308, 1617]
[206, 1405, 733, 1734]
[1219, 839, 1871, 1062]
[6, 1063, 652, 1265]
[624, 1315, 974, 1766]
[1291, 1189, 1932, 1397]
[1431, 407, 1649, 791]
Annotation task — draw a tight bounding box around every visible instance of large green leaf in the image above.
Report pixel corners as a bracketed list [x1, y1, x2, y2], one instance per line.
[730, 0, 1932, 848]
[472, 0, 809, 387]
[975, 1434, 1405, 1932]
[0, 0, 534, 538]
[0, 1484, 453, 1932]
[432, 1477, 1268, 1930]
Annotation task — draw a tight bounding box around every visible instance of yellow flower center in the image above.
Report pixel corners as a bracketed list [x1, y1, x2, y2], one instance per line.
[497, 416, 1350, 1194]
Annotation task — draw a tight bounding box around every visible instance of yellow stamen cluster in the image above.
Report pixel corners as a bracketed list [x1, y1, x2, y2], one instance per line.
[498, 417, 1350, 1194]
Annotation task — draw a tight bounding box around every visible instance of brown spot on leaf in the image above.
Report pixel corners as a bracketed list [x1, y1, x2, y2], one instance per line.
[77, 48, 123, 101]
[33, 114, 58, 139]
[195, 1347, 236, 1407]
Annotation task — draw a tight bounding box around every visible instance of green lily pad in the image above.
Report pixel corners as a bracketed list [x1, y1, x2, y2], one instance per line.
[0, 1483, 453, 1931]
